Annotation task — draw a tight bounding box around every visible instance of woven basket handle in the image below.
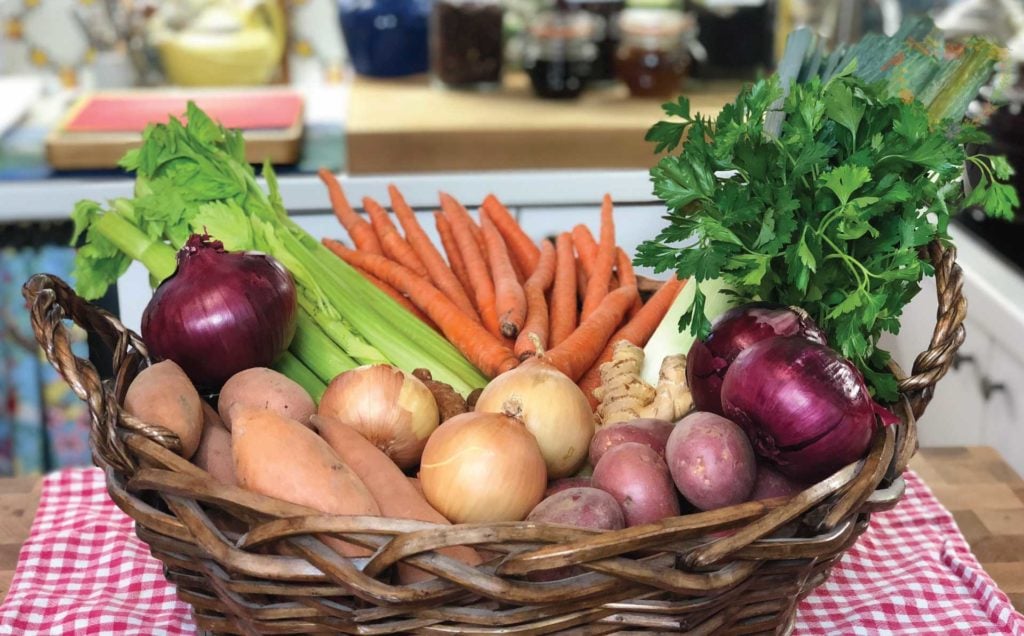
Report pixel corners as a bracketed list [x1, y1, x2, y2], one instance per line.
[21, 273, 170, 475]
[898, 241, 967, 419]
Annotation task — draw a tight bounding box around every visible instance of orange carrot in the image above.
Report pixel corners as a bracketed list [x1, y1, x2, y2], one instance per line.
[549, 233, 578, 348]
[389, 185, 478, 319]
[514, 239, 556, 359]
[435, 212, 474, 305]
[575, 257, 588, 302]
[362, 196, 430, 278]
[572, 224, 598, 277]
[582, 195, 616, 320]
[481, 215, 527, 339]
[482, 195, 540, 276]
[331, 245, 518, 378]
[439, 192, 488, 266]
[318, 169, 382, 254]
[440, 193, 501, 338]
[322, 238, 432, 325]
[617, 247, 644, 319]
[543, 284, 638, 382]
[577, 276, 686, 407]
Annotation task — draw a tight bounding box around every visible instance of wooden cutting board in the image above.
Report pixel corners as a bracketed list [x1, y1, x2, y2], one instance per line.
[346, 72, 741, 174]
[46, 89, 304, 170]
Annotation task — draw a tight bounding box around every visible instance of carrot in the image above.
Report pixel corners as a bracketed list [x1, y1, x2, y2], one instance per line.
[572, 224, 598, 277]
[434, 211, 475, 305]
[314, 415, 482, 583]
[549, 232, 578, 348]
[481, 215, 527, 338]
[582, 195, 616, 320]
[388, 185, 478, 319]
[542, 284, 638, 382]
[514, 239, 556, 359]
[330, 245, 519, 377]
[617, 247, 644, 318]
[440, 193, 501, 338]
[440, 192, 488, 265]
[317, 169, 382, 255]
[362, 196, 429, 278]
[576, 276, 686, 407]
[575, 257, 588, 302]
[481, 195, 540, 275]
[231, 405, 379, 557]
[322, 238, 435, 328]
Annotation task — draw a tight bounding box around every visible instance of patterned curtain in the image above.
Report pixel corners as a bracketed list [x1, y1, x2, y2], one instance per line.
[0, 244, 92, 476]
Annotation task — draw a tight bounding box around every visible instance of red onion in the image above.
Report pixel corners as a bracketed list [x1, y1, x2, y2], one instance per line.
[686, 302, 827, 415]
[141, 234, 297, 391]
[720, 336, 888, 483]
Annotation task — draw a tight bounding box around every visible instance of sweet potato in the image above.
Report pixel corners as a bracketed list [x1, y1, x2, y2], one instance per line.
[218, 367, 315, 430]
[750, 462, 806, 501]
[231, 406, 379, 557]
[124, 360, 203, 458]
[592, 442, 680, 526]
[313, 415, 481, 582]
[588, 418, 676, 466]
[544, 477, 592, 498]
[192, 403, 237, 486]
[665, 412, 756, 511]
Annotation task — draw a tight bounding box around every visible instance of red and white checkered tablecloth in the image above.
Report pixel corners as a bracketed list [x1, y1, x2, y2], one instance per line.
[1, 467, 1022, 635]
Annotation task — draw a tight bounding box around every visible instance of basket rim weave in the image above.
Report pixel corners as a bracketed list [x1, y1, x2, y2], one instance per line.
[21, 239, 967, 635]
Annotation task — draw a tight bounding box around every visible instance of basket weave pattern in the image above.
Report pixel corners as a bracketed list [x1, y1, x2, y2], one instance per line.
[22, 241, 965, 635]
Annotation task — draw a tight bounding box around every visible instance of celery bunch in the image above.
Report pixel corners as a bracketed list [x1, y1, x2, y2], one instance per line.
[70, 103, 487, 394]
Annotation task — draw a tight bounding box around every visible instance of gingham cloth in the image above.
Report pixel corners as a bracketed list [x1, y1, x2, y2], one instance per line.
[1, 468, 1021, 635]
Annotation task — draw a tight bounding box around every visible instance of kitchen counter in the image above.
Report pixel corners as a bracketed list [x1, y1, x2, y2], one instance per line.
[2, 447, 1021, 611]
[345, 73, 742, 174]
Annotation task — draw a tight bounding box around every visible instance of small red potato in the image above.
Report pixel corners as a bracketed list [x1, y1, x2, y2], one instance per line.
[589, 418, 676, 466]
[592, 442, 680, 527]
[665, 412, 756, 511]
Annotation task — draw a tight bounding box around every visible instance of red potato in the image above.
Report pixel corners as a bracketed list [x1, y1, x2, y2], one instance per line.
[545, 477, 592, 498]
[665, 412, 757, 511]
[526, 487, 625, 581]
[218, 367, 315, 430]
[589, 418, 676, 466]
[592, 442, 680, 527]
[750, 462, 806, 501]
[192, 403, 237, 486]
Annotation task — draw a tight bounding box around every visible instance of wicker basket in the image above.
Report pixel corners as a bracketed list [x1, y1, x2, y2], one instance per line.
[23, 240, 965, 635]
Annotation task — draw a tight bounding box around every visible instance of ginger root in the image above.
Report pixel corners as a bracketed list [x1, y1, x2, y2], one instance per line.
[594, 341, 693, 428]
[412, 368, 467, 423]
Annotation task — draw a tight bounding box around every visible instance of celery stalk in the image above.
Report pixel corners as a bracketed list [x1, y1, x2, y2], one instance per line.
[94, 213, 177, 282]
[291, 310, 358, 383]
[272, 351, 327, 402]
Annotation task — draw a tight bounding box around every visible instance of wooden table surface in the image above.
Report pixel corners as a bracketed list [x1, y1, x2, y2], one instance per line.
[345, 73, 743, 174]
[1, 447, 1022, 612]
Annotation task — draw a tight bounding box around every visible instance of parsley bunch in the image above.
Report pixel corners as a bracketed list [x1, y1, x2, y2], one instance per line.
[636, 64, 1018, 401]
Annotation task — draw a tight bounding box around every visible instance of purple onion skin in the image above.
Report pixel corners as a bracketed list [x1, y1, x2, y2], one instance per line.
[686, 303, 827, 415]
[142, 235, 297, 392]
[720, 336, 876, 483]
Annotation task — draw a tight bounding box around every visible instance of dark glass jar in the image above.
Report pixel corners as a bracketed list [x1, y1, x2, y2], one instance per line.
[523, 10, 598, 99]
[615, 8, 691, 98]
[566, 0, 625, 83]
[338, 0, 431, 77]
[430, 0, 504, 89]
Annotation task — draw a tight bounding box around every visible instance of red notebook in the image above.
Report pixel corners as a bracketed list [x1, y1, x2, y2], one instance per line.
[65, 91, 304, 133]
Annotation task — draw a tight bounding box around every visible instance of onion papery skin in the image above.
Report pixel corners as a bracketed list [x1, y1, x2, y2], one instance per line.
[686, 302, 827, 415]
[141, 235, 297, 391]
[318, 364, 439, 470]
[720, 336, 876, 483]
[474, 358, 594, 479]
[419, 411, 547, 523]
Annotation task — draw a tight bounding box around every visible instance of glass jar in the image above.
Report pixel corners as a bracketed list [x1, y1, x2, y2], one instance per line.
[430, 0, 505, 89]
[566, 0, 625, 83]
[523, 9, 598, 100]
[615, 8, 692, 98]
[338, 0, 431, 77]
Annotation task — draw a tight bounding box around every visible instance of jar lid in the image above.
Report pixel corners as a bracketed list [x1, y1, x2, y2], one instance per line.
[529, 9, 598, 40]
[618, 8, 693, 38]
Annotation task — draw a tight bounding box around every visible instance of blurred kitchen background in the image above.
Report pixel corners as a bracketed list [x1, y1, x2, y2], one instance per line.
[0, 0, 1022, 477]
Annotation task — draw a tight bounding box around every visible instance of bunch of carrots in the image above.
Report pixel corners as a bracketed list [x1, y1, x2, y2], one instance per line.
[317, 169, 685, 407]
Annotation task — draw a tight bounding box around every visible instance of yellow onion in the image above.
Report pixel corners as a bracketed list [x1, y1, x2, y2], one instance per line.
[419, 411, 547, 523]
[318, 364, 439, 469]
[474, 358, 594, 478]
